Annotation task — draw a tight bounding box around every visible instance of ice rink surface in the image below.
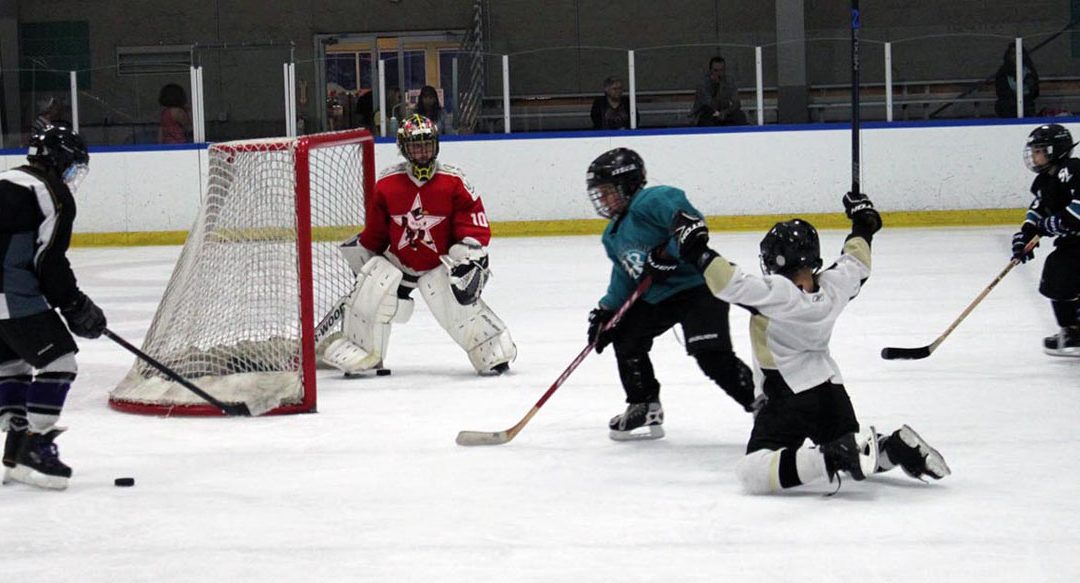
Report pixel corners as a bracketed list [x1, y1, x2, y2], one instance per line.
[4, 226, 1078, 582]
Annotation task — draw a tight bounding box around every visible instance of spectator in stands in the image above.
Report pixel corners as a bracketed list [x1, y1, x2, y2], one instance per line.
[375, 87, 408, 135]
[995, 45, 1039, 118]
[591, 76, 634, 130]
[690, 56, 747, 127]
[413, 85, 451, 134]
[158, 83, 192, 144]
[31, 97, 63, 135]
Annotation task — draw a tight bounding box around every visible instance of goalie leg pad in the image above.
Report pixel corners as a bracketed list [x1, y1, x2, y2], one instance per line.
[418, 268, 517, 373]
[318, 331, 381, 374]
[338, 256, 409, 368]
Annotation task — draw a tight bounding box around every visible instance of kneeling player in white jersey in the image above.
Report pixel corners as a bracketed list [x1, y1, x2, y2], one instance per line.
[318, 114, 516, 376]
[670, 191, 951, 493]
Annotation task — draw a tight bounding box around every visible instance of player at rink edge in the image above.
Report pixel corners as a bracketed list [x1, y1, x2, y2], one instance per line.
[585, 148, 760, 442]
[0, 123, 106, 490]
[669, 192, 951, 492]
[1009, 123, 1080, 356]
[318, 114, 517, 375]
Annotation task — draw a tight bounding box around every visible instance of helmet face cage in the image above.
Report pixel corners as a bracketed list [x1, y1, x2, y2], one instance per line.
[1024, 124, 1074, 173]
[759, 219, 823, 276]
[27, 123, 89, 178]
[397, 114, 440, 180]
[585, 148, 647, 218]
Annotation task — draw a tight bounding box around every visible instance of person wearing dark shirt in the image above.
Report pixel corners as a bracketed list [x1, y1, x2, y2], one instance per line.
[995, 45, 1039, 118]
[690, 56, 747, 127]
[591, 76, 634, 130]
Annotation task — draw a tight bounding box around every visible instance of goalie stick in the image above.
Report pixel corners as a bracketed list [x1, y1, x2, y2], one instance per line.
[456, 276, 652, 446]
[104, 329, 252, 416]
[881, 236, 1040, 360]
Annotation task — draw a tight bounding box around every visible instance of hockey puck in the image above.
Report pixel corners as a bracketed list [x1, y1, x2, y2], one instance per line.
[114, 477, 135, 487]
[376, 368, 392, 376]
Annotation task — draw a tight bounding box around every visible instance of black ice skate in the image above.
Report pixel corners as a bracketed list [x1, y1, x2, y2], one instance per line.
[9, 429, 72, 490]
[2, 427, 26, 485]
[1043, 326, 1080, 357]
[820, 426, 878, 481]
[482, 362, 510, 376]
[609, 402, 664, 441]
[881, 425, 951, 481]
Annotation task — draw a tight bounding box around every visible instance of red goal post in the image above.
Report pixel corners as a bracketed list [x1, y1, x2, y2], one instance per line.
[109, 129, 376, 416]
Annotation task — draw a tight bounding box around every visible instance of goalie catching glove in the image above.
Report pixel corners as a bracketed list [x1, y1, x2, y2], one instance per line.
[445, 237, 490, 306]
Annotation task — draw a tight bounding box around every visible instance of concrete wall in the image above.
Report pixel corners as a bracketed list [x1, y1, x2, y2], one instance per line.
[3, 119, 1075, 237]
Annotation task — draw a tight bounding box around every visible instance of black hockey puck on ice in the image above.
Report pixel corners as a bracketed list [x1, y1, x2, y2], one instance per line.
[114, 477, 135, 487]
[376, 368, 392, 376]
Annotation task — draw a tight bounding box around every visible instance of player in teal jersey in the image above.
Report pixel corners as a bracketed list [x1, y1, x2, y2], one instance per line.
[585, 148, 759, 441]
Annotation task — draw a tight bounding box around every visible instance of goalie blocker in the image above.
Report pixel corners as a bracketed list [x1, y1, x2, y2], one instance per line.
[319, 245, 515, 375]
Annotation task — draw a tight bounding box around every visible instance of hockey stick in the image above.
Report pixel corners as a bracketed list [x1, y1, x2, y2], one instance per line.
[850, 0, 861, 196]
[103, 329, 252, 417]
[880, 236, 1040, 360]
[314, 294, 349, 347]
[456, 276, 653, 446]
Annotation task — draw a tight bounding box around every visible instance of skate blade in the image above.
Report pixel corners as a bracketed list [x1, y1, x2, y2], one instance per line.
[1, 466, 12, 486]
[8, 465, 69, 490]
[855, 425, 878, 480]
[1044, 346, 1080, 357]
[898, 424, 952, 479]
[609, 425, 665, 442]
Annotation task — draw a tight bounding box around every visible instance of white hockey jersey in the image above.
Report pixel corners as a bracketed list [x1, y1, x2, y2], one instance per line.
[701, 237, 872, 393]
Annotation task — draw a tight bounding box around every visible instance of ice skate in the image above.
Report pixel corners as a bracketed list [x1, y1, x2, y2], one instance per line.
[820, 426, 878, 481]
[9, 429, 72, 490]
[883, 425, 951, 480]
[480, 362, 510, 376]
[1043, 327, 1080, 357]
[609, 402, 664, 441]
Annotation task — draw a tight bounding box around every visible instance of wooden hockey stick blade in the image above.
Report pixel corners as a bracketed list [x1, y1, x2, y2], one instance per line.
[880, 346, 932, 360]
[104, 329, 252, 417]
[456, 408, 536, 446]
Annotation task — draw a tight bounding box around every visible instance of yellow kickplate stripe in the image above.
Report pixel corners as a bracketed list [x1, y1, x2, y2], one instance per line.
[71, 208, 1025, 248]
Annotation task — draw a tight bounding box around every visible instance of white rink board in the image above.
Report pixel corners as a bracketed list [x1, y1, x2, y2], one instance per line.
[1, 121, 1074, 234]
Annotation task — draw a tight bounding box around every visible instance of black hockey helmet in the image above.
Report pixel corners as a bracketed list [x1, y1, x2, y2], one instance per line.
[397, 114, 439, 180]
[27, 122, 90, 191]
[1024, 123, 1074, 173]
[586, 147, 647, 218]
[759, 218, 823, 276]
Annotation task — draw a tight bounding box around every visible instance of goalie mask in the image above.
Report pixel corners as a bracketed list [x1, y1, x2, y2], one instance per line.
[759, 218, 823, 276]
[397, 114, 440, 181]
[1024, 124, 1074, 173]
[28, 122, 90, 193]
[586, 148, 647, 218]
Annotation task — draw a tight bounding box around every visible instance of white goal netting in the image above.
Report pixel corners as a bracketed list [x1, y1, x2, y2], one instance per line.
[110, 130, 373, 415]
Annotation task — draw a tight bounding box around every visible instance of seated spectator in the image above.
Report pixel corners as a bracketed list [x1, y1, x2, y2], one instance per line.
[995, 45, 1039, 118]
[590, 76, 634, 130]
[158, 83, 192, 144]
[412, 85, 451, 134]
[690, 56, 747, 126]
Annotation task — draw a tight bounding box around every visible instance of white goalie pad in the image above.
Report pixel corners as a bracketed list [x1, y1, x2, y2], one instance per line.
[337, 255, 416, 371]
[339, 234, 375, 275]
[418, 266, 517, 373]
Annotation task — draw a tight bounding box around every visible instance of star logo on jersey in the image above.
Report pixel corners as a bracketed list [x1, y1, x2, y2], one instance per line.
[391, 193, 447, 253]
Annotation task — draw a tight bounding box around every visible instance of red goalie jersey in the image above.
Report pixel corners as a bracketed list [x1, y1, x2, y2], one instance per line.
[359, 162, 492, 272]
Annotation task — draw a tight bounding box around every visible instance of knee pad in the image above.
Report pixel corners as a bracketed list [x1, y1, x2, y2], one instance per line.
[1039, 250, 1080, 300]
[735, 449, 783, 494]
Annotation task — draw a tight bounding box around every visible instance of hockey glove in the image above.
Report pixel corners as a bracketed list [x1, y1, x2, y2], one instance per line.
[643, 246, 679, 283]
[1036, 215, 1077, 237]
[61, 293, 106, 339]
[843, 191, 883, 241]
[447, 237, 491, 305]
[587, 307, 616, 354]
[1011, 227, 1038, 263]
[670, 211, 718, 271]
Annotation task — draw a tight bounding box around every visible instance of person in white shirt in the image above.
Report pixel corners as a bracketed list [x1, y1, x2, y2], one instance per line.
[666, 191, 951, 493]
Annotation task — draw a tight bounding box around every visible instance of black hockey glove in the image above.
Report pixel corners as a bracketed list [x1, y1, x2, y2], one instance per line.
[449, 256, 490, 306]
[843, 191, 882, 241]
[1011, 226, 1039, 263]
[670, 211, 718, 271]
[1037, 215, 1077, 237]
[587, 307, 616, 354]
[643, 246, 679, 283]
[61, 293, 106, 339]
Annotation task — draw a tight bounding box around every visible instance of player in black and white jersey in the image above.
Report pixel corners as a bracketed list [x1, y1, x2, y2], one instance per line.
[1010, 123, 1080, 356]
[0, 123, 106, 490]
[669, 192, 950, 493]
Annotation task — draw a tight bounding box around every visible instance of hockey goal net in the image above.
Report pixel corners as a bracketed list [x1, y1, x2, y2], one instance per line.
[110, 129, 375, 416]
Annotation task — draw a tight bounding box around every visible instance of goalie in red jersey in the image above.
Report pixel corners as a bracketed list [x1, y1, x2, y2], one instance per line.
[319, 114, 517, 375]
